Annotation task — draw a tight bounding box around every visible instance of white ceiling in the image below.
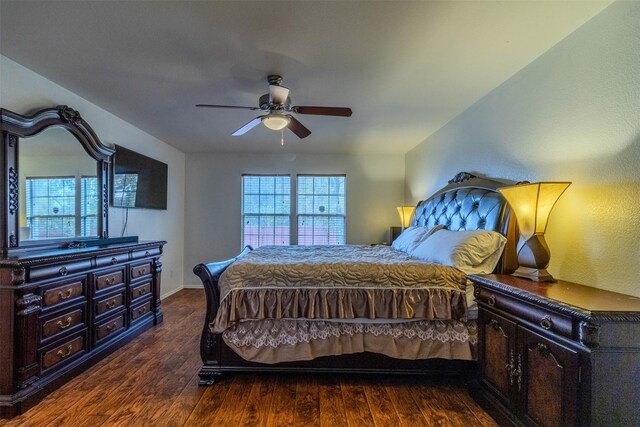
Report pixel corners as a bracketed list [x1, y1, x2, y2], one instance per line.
[0, 1, 611, 155]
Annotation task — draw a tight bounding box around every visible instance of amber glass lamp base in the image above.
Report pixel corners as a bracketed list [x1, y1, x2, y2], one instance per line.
[513, 234, 556, 283]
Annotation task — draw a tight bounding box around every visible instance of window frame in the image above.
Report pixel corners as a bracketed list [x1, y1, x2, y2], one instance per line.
[296, 174, 346, 246]
[80, 176, 98, 237]
[241, 174, 292, 248]
[25, 175, 98, 240]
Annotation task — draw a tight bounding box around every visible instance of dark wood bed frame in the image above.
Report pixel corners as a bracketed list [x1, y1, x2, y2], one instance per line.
[193, 172, 519, 385]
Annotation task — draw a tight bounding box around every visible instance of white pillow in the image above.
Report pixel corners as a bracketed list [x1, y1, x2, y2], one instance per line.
[391, 225, 444, 253]
[409, 229, 506, 274]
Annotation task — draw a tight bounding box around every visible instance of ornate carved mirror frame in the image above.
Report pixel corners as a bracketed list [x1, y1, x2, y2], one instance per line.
[0, 105, 114, 254]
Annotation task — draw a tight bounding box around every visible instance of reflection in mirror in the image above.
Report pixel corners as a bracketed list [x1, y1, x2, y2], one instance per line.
[18, 127, 98, 242]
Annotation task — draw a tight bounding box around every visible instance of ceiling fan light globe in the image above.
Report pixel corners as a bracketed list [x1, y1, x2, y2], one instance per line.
[262, 115, 290, 131]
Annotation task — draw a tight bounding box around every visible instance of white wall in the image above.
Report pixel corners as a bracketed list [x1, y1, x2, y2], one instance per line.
[0, 55, 186, 297]
[405, 0, 640, 296]
[184, 152, 405, 287]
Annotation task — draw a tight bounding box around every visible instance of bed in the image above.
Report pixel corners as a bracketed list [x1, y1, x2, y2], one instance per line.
[193, 172, 519, 384]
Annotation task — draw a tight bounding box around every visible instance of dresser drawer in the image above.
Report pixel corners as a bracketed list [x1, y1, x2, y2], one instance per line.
[475, 287, 574, 339]
[40, 333, 86, 373]
[30, 259, 93, 282]
[2, 239, 165, 418]
[95, 252, 129, 269]
[41, 307, 85, 343]
[95, 290, 126, 320]
[130, 281, 152, 303]
[41, 277, 87, 310]
[130, 299, 152, 324]
[94, 268, 125, 293]
[131, 247, 161, 260]
[94, 312, 126, 346]
[130, 262, 152, 280]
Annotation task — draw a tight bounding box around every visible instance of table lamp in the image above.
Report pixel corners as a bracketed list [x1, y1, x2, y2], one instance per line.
[396, 206, 415, 230]
[498, 182, 571, 282]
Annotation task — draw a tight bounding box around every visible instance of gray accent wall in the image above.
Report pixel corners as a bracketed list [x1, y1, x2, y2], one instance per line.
[183, 152, 405, 288]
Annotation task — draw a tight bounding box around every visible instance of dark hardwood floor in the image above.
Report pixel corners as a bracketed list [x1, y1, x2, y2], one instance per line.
[0, 289, 497, 426]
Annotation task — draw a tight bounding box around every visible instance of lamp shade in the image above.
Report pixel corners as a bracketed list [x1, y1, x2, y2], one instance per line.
[498, 182, 571, 240]
[396, 206, 415, 228]
[262, 115, 290, 131]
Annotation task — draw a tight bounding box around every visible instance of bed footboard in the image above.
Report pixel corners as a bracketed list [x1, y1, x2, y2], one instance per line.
[193, 246, 252, 385]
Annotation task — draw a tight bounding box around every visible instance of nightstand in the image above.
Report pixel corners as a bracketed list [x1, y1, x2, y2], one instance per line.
[389, 226, 402, 243]
[468, 274, 640, 427]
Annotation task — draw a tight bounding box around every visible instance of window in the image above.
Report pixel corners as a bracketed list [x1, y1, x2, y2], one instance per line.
[297, 175, 346, 245]
[80, 176, 98, 236]
[25, 176, 98, 240]
[26, 177, 75, 239]
[112, 173, 138, 208]
[241, 175, 291, 248]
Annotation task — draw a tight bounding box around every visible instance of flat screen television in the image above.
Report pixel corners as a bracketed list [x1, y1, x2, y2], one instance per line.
[111, 145, 168, 210]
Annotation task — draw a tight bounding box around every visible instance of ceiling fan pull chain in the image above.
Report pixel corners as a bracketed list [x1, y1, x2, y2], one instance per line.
[281, 129, 285, 146]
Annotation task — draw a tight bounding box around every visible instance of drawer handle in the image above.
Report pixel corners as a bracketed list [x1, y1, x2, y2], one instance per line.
[57, 344, 73, 359]
[59, 266, 68, 276]
[105, 299, 117, 309]
[138, 288, 147, 296]
[540, 315, 553, 330]
[57, 316, 73, 330]
[106, 322, 118, 332]
[138, 306, 147, 315]
[490, 319, 508, 338]
[138, 268, 147, 276]
[58, 289, 73, 300]
[144, 251, 151, 257]
[487, 295, 496, 307]
[111, 257, 118, 265]
[108, 276, 117, 285]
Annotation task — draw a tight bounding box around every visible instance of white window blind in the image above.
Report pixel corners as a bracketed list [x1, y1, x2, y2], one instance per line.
[81, 177, 98, 236]
[297, 175, 346, 245]
[25, 176, 98, 240]
[25, 177, 76, 239]
[242, 175, 291, 248]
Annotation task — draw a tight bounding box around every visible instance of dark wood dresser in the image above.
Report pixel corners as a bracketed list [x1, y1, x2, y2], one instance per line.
[469, 274, 640, 426]
[0, 240, 165, 418]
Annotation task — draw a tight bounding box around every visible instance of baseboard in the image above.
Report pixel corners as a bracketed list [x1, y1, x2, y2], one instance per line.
[160, 285, 184, 300]
[183, 284, 204, 289]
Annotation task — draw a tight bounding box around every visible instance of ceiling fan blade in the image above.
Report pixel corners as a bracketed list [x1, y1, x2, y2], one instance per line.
[269, 85, 290, 105]
[196, 104, 261, 110]
[293, 106, 352, 117]
[287, 116, 312, 139]
[232, 116, 264, 136]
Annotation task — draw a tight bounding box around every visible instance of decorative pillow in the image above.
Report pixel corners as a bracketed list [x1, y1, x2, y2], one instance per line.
[409, 229, 506, 274]
[391, 225, 445, 253]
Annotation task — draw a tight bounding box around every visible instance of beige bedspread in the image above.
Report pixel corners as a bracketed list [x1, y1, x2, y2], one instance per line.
[211, 245, 468, 333]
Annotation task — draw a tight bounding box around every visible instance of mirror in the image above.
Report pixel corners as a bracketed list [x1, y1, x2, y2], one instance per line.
[1, 105, 114, 252]
[18, 128, 99, 242]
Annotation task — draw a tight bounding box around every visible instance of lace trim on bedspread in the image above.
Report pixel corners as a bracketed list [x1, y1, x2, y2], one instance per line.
[223, 319, 478, 349]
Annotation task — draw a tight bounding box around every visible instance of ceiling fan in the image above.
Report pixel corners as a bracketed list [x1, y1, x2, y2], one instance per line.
[196, 75, 352, 139]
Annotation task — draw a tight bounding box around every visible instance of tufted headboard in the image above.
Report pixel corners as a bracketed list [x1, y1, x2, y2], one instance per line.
[411, 172, 519, 274]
